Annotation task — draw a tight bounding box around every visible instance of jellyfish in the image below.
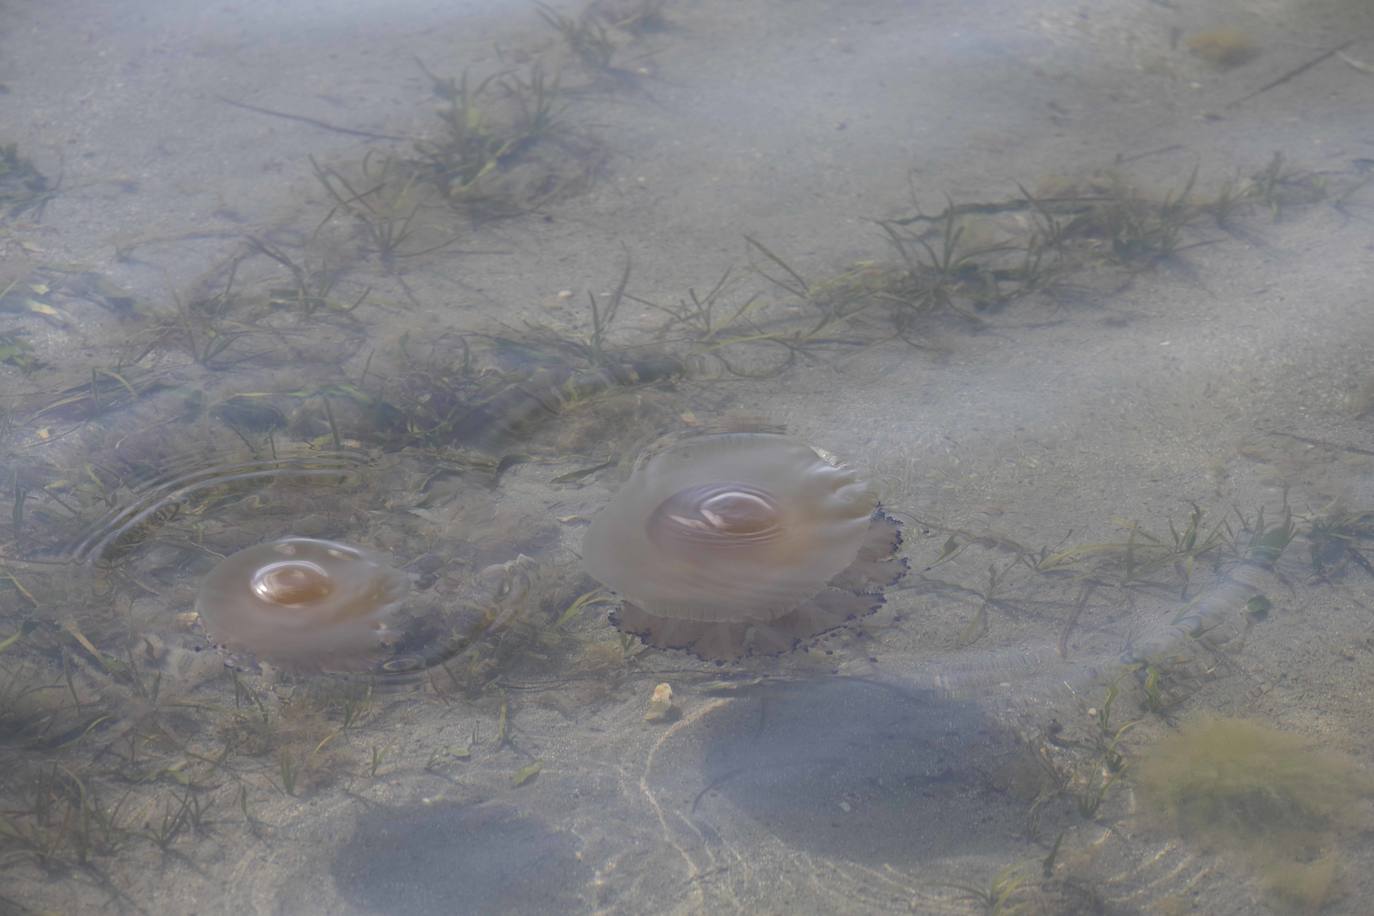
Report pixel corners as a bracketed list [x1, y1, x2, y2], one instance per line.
[582, 433, 906, 661]
[195, 537, 410, 671]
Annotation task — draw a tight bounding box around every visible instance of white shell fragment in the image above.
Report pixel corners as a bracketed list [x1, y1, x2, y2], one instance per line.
[644, 682, 676, 722]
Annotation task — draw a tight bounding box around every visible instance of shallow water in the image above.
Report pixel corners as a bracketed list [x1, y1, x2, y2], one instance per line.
[3, 0, 1374, 913]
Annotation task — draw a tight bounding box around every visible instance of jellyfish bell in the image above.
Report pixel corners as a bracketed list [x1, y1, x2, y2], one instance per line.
[195, 537, 410, 672]
[582, 433, 907, 661]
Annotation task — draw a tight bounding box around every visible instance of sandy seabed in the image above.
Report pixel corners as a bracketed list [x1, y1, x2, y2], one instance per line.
[2, 1, 1374, 913]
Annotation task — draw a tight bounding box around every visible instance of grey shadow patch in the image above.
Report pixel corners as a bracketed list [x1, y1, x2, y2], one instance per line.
[694, 678, 1026, 866]
[331, 801, 592, 916]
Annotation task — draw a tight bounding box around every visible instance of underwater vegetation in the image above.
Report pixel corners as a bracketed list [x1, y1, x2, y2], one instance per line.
[0, 142, 54, 221]
[331, 321, 685, 454]
[913, 494, 1302, 677]
[1306, 507, 1374, 582]
[0, 350, 607, 904]
[535, 0, 667, 79]
[407, 59, 595, 218]
[1136, 717, 1370, 853]
[0, 0, 1368, 900]
[1137, 716, 1370, 912]
[583, 431, 908, 660]
[1259, 855, 1344, 915]
[118, 239, 369, 373]
[310, 152, 465, 266]
[0, 331, 40, 374]
[0, 272, 80, 337]
[891, 491, 1328, 862]
[829, 153, 1360, 340]
[632, 242, 878, 378]
[0, 313, 1340, 908]
[930, 863, 1106, 916]
[536, 1, 621, 73]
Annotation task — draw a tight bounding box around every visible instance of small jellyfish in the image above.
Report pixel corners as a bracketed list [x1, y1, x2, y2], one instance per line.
[195, 537, 409, 672]
[582, 433, 906, 661]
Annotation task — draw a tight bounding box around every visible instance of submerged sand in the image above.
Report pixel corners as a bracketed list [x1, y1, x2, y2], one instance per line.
[2, 0, 1374, 913]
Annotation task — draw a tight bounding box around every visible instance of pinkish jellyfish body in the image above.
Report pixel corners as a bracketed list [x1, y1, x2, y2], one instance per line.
[195, 537, 409, 671]
[583, 433, 906, 661]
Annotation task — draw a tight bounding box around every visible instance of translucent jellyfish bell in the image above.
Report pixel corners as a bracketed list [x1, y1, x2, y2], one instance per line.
[195, 537, 410, 672]
[583, 433, 906, 660]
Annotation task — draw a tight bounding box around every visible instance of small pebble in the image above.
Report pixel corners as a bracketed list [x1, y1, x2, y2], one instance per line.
[644, 682, 677, 722]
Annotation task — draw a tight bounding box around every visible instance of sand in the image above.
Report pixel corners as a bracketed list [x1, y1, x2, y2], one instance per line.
[2, 0, 1374, 913]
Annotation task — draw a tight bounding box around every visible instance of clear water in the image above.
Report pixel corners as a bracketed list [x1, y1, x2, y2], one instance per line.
[3, 1, 1374, 913]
